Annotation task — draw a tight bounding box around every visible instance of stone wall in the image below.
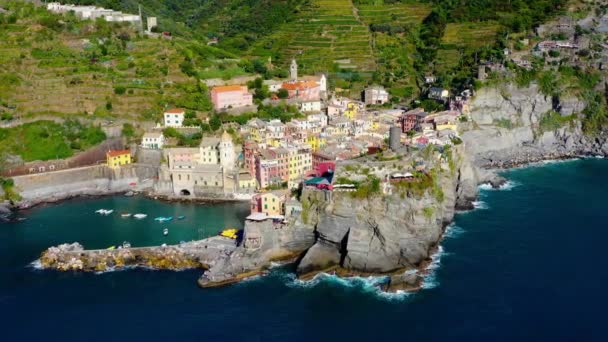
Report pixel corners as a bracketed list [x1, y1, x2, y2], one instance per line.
[12, 164, 157, 207]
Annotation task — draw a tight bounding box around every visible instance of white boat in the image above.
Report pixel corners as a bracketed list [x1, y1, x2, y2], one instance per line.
[102, 210, 114, 215]
[95, 209, 105, 214]
[133, 214, 147, 219]
[163, 228, 169, 236]
[95, 209, 114, 215]
[120, 213, 132, 218]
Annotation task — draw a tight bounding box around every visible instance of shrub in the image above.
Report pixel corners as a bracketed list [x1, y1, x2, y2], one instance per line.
[114, 86, 126, 95]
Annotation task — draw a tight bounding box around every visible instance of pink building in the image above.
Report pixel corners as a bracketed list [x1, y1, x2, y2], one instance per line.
[255, 150, 280, 189]
[281, 81, 320, 101]
[210, 85, 253, 111]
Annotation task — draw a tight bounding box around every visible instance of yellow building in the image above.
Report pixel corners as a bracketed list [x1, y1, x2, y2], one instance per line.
[106, 150, 132, 168]
[306, 135, 326, 152]
[436, 120, 457, 132]
[252, 190, 288, 216]
[344, 102, 359, 120]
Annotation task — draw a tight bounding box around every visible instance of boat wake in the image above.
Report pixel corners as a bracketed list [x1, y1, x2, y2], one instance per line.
[28, 259, 42, 270]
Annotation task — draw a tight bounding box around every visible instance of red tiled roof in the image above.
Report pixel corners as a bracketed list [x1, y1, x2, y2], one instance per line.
[165, 108, 185, 114]
[281, 81, 318, 90]
[212, 85, 247, 93]
[106, 150, 131, 157]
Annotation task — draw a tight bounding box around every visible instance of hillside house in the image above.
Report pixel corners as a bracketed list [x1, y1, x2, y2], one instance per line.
[363, 86, 389, 105]
[141, 132, 165, 149]
[210, 85, 253, 111]
[429, 87, 449, 101]
[164, 109, 185, 127]
[300, 101, 322, 112]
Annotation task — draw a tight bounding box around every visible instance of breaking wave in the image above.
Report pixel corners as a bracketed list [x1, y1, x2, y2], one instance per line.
[422, 246, 446, 290]
[444, 223, 465, 239]
[478, 180, 520, 191]
[283, 272, 411, 301]
[472, 200, 489, 209]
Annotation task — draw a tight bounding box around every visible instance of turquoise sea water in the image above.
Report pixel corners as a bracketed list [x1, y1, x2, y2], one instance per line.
[1, 158, 608, 340]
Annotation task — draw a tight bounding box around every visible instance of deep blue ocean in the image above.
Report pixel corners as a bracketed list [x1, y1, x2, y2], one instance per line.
[2, 158, 608, 341]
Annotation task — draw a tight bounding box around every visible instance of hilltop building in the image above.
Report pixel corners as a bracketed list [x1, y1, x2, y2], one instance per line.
[47, 2, 140, 24]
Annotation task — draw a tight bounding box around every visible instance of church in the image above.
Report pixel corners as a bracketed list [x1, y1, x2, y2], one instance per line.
[161, 131, 254, 196]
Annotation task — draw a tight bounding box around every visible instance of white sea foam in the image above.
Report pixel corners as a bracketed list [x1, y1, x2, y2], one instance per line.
[284, 272, 411, 301]
[478, 180, 520, 192]
[472, 200, 489, 209]
[444, 223, 465, 239]
[421, 246, 445, 290]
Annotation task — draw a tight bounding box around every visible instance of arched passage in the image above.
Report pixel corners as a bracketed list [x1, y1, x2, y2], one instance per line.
[180, 189, 191, 196]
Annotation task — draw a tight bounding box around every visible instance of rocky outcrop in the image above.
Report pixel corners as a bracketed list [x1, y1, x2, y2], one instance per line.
[464, 83, 605, 168]
[198, 219, 315, 287]
[294, 144, 478, 290]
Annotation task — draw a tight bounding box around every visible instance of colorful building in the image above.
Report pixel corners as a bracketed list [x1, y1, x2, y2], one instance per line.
[250, 190, 288, 216]
[210, 85, 253, 111]
[106, 150, 132, 168]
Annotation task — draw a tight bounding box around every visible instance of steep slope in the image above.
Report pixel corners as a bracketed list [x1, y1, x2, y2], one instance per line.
[0, 1, 244, 121]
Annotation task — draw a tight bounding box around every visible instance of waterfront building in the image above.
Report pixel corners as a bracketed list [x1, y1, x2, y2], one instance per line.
[251, 190, 288, 216]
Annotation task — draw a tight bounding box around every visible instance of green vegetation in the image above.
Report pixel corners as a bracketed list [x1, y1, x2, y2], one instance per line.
[0, 177, 20, 201]
[494, 118, 514, 130]
[538, 111, 574, 133]
[351, 175, 381, 199]
[0, 120, 106, 161]
[422, 206, 434, 220]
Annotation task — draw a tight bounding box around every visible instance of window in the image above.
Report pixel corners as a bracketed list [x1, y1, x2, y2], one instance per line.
[264, 204, 267, 209]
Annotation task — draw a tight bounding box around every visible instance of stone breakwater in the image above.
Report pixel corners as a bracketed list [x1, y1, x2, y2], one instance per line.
[39, 238, 238, 272]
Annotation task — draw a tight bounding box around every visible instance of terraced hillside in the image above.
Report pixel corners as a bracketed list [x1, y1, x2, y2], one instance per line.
[0, 1, 247, 121]
[435, 21, 501, 72]
[251, 0, 375, 73]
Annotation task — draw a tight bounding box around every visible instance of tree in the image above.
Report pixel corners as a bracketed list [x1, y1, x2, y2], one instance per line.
[277, 88, 289, 99]
[121, 123, 135, 138]
[209, 115, 222, 131]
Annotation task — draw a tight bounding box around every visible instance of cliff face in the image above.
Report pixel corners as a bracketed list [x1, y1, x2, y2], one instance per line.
[464, 83, 608, 167]
[294, 145, 478, 289]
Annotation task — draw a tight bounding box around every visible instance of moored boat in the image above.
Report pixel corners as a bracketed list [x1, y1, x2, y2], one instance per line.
[133, 213, 147, 219]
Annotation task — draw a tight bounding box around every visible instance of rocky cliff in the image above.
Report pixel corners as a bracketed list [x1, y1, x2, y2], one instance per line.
[463, 83, 608, 168]
[293, 144, 479, 291]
